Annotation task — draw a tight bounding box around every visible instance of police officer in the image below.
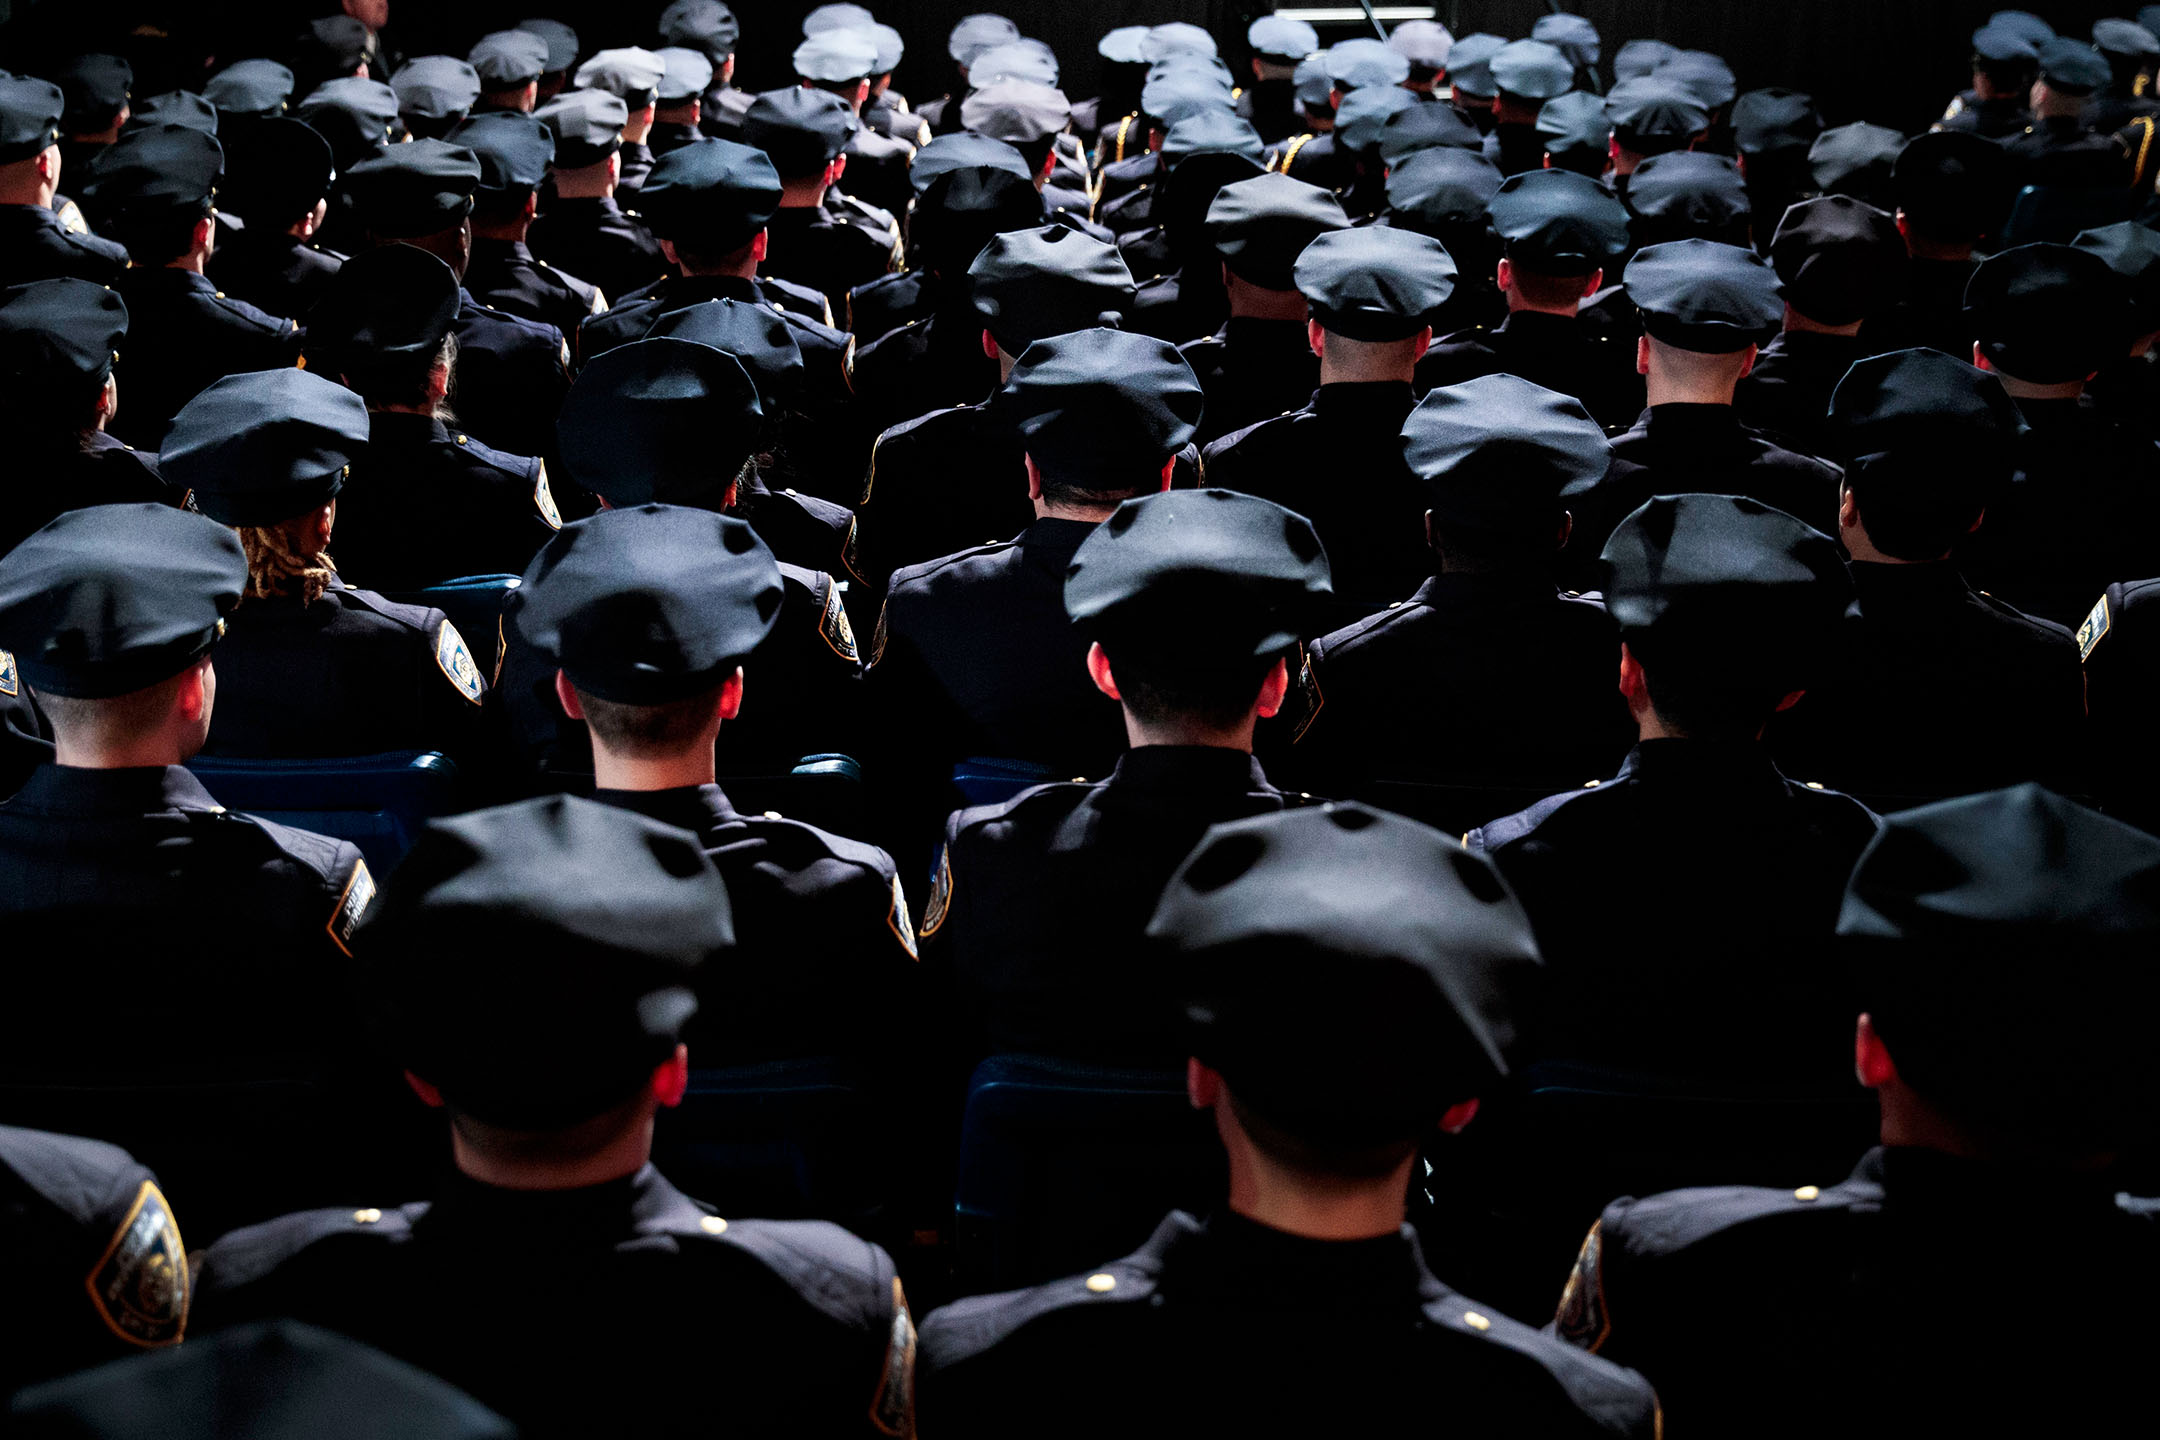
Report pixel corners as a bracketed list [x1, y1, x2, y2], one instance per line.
[1554, 785, 2160, 1437]
[189, 794, 918, 1440]
[847, 132, 1030, 344]
[341, 137, 571, 463]
[508, 504, 910, 1067]
[1937, 19, 2040, 138]
[656, 0, 747, 139]
[1377, 147, 1507, 340]
[453, 111, 604, 333]
[77, 125, 301, 449]
[1117, 113, 1268, 342]
[1443, 33, 1505, 135]
[293, 77, 400, 179]
[46, 53, 131, 199]
[742, 87, 897, 314]
[1181, 172, 1348, 445]
[201, 59, 294, 129]
[1487, 39, 1575, 176]
[302, 244, 559, 591]
[389, 55, 481, 140]
[920, 803, 1662, 1439]
[1286, 376, 1634, 799]
[208, 117, 345, 319]
[1391, 17, 1456, 94]
[1624, 150, 1752, 251]
[1240, 14, 1320, 145]
[1539, 91, 1617, 178]
[1078, 25, 1148, 159]
[858, 23, 920, 143]
[0, 74, 129, 285]
[1602, 78, 1711, 201]
[1735, 195, 1909, 458]
[1418, 168, 1643, 432]
[519, 19, 579, 104]
[527, 87, 670, 308]
[960, 77, 1088, 222]
[793, 27, 916, 218]
[1468, 493, 1878, 1088]
[1862, 130, 2011, 357]
[158, 368, 489, 764]
[1770, 348, 2081, 801]
[572, 47, 668, 197]
[2005, 37, 2130, 188]
[921, 488, 1331, 1068]
[1261, 58, 1341, 185]
[1094, 69, 1230, 222]
[467, 30, 548, 116]
[0, 279, 178, 558]
[1205, 226, 1456, 622]
[650, 46, 714, 156]
[2075, 219, 2160, 440]
[1732, 87, 1825, 236]
[917, 13, 1022, 137]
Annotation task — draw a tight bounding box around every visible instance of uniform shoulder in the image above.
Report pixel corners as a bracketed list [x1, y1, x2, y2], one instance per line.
[1311, 596, 1431, 662]
[450, 431, 542, 479]
[886, 537, 1019, 594]
[0, 1126, 148, 1213]
[329, 584, 446, 635]
[853, 314, 928, 364]
[1466, 781, 1610, 853]
[1601, 1167, 1882, 1258]
[874, 402, 973, 450]
[1202, 406, 1305, 466]
[464, 294, 564, 345]
[206, 288, 296, 334]
[1421, 1291, 1659, 1432]
[946, 780, 1096, 844]
[671, 1214, 900, 1332]
[1974, 589, 2078, 646]
[198, 1201, 419, 1294]
[920, 1249, 1161, 1368]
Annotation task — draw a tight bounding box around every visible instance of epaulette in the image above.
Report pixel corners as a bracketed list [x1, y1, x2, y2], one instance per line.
[949, 776, 1098, 839]
[662, 1212, 901, 1331]
[887, 535, 1020, 590]
[1464, 780, 1608, 852]
[200, 1202, 417, 1292]
[1425, 1284, 1660, 1429]
[922, 1253, 1157, 1363]
[206, 288, 294, 335]
[1603, 1173, 1878, 1257]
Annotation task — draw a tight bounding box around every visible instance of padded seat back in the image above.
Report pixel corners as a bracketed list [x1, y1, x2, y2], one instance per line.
[381, 574, 522, 682]
[653, 1058, 888, 1233]
[186, 750, 462, 871]
[1999, 183, 2137, 246]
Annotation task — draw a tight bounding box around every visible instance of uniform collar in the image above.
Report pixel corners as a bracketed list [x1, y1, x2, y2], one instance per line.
[423, 1162, 697, 1242]
[1848, 558, 1972, 599]
[1107, 744, 1271, 796]
[591, 783, 740, 833]
[1416, 569, 1562, 607]
[7, 763, 221, 817]
[1496, 308, 1583, 338]
[1018, 515, 1101, 574]
[1616, 737, 1792, 794]
[662, 274, 761, 307]
[1642, 401, 1746, 438]
[2009, 394, 2093, 428]
[1762, 329, 1865, 362]
[1311, 380, 1417, 418]
[365, 410, 453, 444]
[118, 266, 216, 296]
[1222, 315, 1315, 352]
[1157, 1210, 1438, 1311]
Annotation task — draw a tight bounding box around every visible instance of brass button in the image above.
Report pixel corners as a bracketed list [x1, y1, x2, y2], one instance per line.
[1085, 1273, 1116, 1293]
[1582, 779, 1600, 788]
[214, 290, 225, 298]
[353, 1208, 383, 1224]
[1463, 1311, 1492, 1331]
[762, 810, 783, 820]
[1794, 1185, 1821, 1202]
[700, 1215, 728, 1235]
[455, 434, 469, 445]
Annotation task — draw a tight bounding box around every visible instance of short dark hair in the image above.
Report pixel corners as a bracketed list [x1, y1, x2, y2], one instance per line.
[1226, 1086, 1425, 1179]
[111, 208, 208, 266]
[344, 332, 458, 412]
[576, 682, 725, 758]
[471, 186, 537, 224]
[1843, 457, 1987, 562]
[1637, 650, 1791, 738]
[1099, 636, 1283, 731]
[1506, 259, 1596, 302]
[1032, 463, 1157, 512]
[670, 233, 762, 272]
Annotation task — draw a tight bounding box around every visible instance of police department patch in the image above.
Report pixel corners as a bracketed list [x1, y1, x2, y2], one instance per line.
[2078, 595, 2111, 662]
[920, 847, 952, 938]
[819, 580, 860, 663]
[535, 464, 563, 530]
[435, 621, 486, 705]
[1555, 1219, 1611, 1353]
[869, 602, 890, 669]
[0, 648, 15, 698]
[1289, 646, 1323, 742]
[85, 1182, 186, 1348]
[870, 1278, 916, 1436]
[327, 859, 376, 958]
[887, 874, 918, 960]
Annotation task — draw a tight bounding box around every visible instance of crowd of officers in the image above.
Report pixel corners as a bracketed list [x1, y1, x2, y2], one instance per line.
[2, 1, 2160, 1435]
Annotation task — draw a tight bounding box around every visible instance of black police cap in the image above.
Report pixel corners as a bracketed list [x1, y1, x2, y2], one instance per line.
[2097, 17, 2160, 59]
[742, 87, 855, 175]
[2074, 220, 2160, 335]
[535, 88, 627, 170]
[1160, 110, 1265, 168]
[1383, 146, 1503, 232]
[792, 28, 880, 84]
[1534, 91, 1610, 164]
[658, 0, 742, 60]
[0, 504, 245, 699]
[519, 18, 582, 74]
[295, 79, 400, 169]
[952, 13, 1023, 66]
[391, 56, 482, 124]
[636, 138, 780, 248]
[296, 14, 371, 77]
[1971, 19, 2042, 64]
[0, 278, 125, 403]
[1625, 238, 1783, 351]
[1604, 76, 1710, 149]
[1376, 99, 1482, 167]
[343, 138, 480, 239]
[1248, 15, 1321, 62]
[161, 369, 369, 528]
[1770, 195, 1908, 326]
[362, 794, 730, 1130]
[1612, 38, 1677, 83]
[804, 4, 876, 37]
[1489, 168, 1630, 274]
[1731, 87, 1823, 157]
[1990, 9, 2056, 45]
[1292, 56, 1334, 112]
[1809, 121, 1904, 208]
[304, 242, 462, 382]
[577, 48, 669, 108]
[1840, 785, 2160, 1151]
[911, 132, 1032, 194]
[1149, 803, 1541, 1144]
[1601, 493, 1851, 689]
[1827, 348, 2027, 464]
[50, 54, 131, 133]
[647, 297, 807, 408]
[1626, 151, 1751, 247]
[1334, 85, 1415, 156]
[1404, 375, 1610, 550]
[79, 123, 222, 238]
[1534, 11, 1600, 66]
[9, 1320, 517, 1440]
[1099, 26, 1151, 66]
[1205, 173, 1350, 290]
[220, 116, 336, 224]
[1894, 129, 2014, 241]
[1445, 34, 1506, 97]
[1387, 19, 1454, 72]
[2038, 35, 2112, 93]
[122, 90, 218, 136]
[912, 164, 1044, 277]
[969, 224, 1138, 353]
[970, 41, 1059, 87]
[448, 111, 554, 194]
[556, 337, 763, 507]
[1142, 21, 1217, 64]
[999, 328, 1202, 480]
[468, 30, 550, 89]
[1490, 38, 1573, 101]
[513, 504, 782, 704]
[1965, 242, 2125, 383]
[1295, 226, 1459, 341]
[202, 59, 294, 121]
[656, 47, 716, 104]
[1141, 69, 1233, 129]
[1654, 49, 1736, 110]
[961, 79, 1071, 145]
[1326, 37, 1412, 91]
[1064, 488, 1333, 658]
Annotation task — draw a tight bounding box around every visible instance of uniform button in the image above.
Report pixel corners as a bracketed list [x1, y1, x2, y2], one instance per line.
[1803, 781, 1825, 791]
[455, 434, 468, 445]
[214, 291, 225, 298]
[1085, 1273, 1117, 1293]
[1582, 779, 1601, 788]
[1793, 1185, 1821, 1202]
[1463, 1311, 1492, 1331]
[353, 1208, 383, 1224]
[700, 1215, 729, 1235]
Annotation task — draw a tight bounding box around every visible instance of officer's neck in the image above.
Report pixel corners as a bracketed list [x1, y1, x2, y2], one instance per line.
[1223, 273, 1309, 322]
[52, 728, 193, 772]
[1992, 370, 2088, 401]
[1783, 305, 1863, 337]
[590, 738, 719, 794]
[1219, 1109, 1413, 1241]
[777, 178, 830, 208]
[470, 214, 530, 243]
[1122, 710, 1257, 753]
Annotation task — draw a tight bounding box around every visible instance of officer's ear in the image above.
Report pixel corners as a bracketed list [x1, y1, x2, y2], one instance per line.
[1037, 148, 1057, 186]
[1307, 318, 1326, 359]
[826, 152, 848, 188]
[1495, 255, 1513, 293]
[751, 229, 769, 264]
[404, 1071, 447, 1109]
[1186, 1057, 1223, 1111]
[1157, 456, 1176, 492]
[522, 190, 540, 221]
[981, 327, 999, 361]
[1773, 688, 1805, 714]
[1411, 325, 1433, 363]
[1735, 343, 1759, 381]
[1580, 268, 1603, 300]
[1854, 1014, 1898, 1091]
[1086, 641, 1121, 701]
[1253, 655, 1290, 719]
[852, 79, 871, 108]
[1635, 333, 1651, 376]
[719, 667, 744, 721]
[1438, 1098, 1480, 1135]
[553, 669, 586, 720]
[651, 1045, 691, 1109]
[1556, 510, 1573, 552]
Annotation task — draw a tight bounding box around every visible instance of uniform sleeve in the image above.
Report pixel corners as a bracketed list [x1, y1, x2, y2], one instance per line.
[860, 593, 978, 903]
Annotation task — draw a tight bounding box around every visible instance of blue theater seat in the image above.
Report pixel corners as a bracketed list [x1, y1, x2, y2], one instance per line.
[950, 757, 1061, 811]
[955, 1054, 1223, 1292]
[1999, 183, 2137, 246]
[381, 574, 523, 682]
[185, 750, 463, 872]
[652, 1058, 889, 1232]
[717, 753, 869, 836]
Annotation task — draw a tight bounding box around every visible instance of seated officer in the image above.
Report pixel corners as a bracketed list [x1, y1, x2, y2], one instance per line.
[1205, 226, 1455, 624]
[78, 125, 301, 450]
[452, 112, 604, 335]
[0, 279, 178, 559]
[650, 46, 713, 157]
[390, 55, 482, 141]
[1735, 195, 1909, 459]
[1772, 349, 2082, 800]
[2081, 574, 2160, 830]
[467, 30, 547, 116]
[865, 329, 1202, 872]
[508, 505, 910, 1065]
[743, 87, 897, 314]
[920, 804, 1662, 1439]
[1568, 240, 1843, 568]
[572, 48, 668, 198]
[1417, 169, 1642, 433]
[1287, 376, 1634, 797]
[1862, 130, 2011, 358]
[1181, 172, 1349, 446]
[2004, 37, 2130, 189]
[0, 74, 129, 285]
[1602, 77, 1709, 196]
[844, 224, 1143, 595]
[342, 137, 570, 464]
[527, 87, 670, 309]
[0, 1127, 186, 1395]
[793, 27, 915, 218]
[190, 795, 917, 1440]
[1936, 18, 2039, 138]
[1485, 39, 1574, 177]
[158, 369, 490, 765]
[304, 244, 560, 591]
[208, 118, 346, 321]
[1556, 786, 2160, 1438]
[2075, 219, 2160, 442]
[845, 133, 1034, 344]
[919, 488, 1331, 1068]
[1469, 494, 1879, 1090]
[1958, 243, 2160, 626]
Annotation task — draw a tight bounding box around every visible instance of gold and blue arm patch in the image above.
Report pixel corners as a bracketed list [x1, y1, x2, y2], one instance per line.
[435, 621, 487, 704]
[0, 647, 15, 697]
[534, 462, 563, 529]
[327, 859, 376, 958]
[85, 1181, 187, 1348]
[2078, 594, 2111, 662]
[818, 579, 860, 663]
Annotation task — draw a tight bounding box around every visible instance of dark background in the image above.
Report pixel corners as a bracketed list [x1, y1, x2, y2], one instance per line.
[0, 2, 2144, 137]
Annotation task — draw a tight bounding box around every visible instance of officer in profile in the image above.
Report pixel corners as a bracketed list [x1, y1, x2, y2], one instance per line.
[80, 124, 301, 450]
[1287, 376, 1633, 797]
[1555, 785, 2160, 1437]
[1418, 168, 1642, 431]
[1863, 130, 2011, 357]
[921, 803, 1662, 1439]
[453, 111, 604, 333]
[509, 504, 911, 1067]
[303, 244, 559, 591]
[0, 278, 178, 558]
[1771, 348, 2081, 800]
[209, 117, 345, 319]
[467, 30, 548, 116]
[920, 488, 1332, 1068]
[190, 795, 918, 1440]
[1936, 18, 2040, 138]
[47, 53, 131, 192]
[527, 87, 670, 310]
[1469, 494, 1879, 1089]
[158, 369, 490, 765]
[741, 86, 898, 313]
[572, 47, 668, 198]
[1205, 226, 1456, 622]
[0, 74, 129, 284]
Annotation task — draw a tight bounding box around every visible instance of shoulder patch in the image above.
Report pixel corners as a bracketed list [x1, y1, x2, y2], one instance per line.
[85, 1181, 187, 1349]
[886, 873, 918, 960]
[2079, 594, 2111, 661]
[1289, 643, 1323, 743]
[870, 1276, 915, 1436]
[920, 846, 952, 938]
[842, 515, 868, 586]
[859, 433, 885, 507]
[0, 647, 15, 697]
[534, 462, 563, 529]
[818, 578, 860, 663]
[1555, 1219, 1611, 1353]
[327, 859, 376, 958]
[843, 334, 858, 395]
[869, 600, 889, 668]
[435, 620, 487, 704]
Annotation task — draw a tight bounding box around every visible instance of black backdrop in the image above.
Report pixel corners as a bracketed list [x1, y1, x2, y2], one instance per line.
[0, 2, 2145, 139]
